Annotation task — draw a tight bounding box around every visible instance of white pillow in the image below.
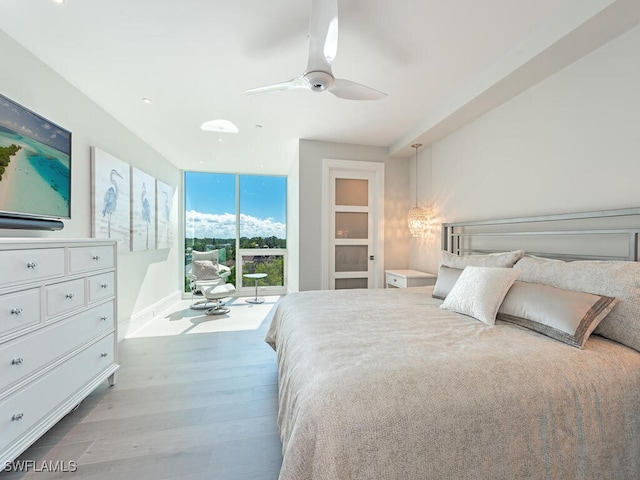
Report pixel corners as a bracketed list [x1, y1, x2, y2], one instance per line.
[440, 266, 520, 325]
[193, 259, 219, 280]
[440, 250, 524, 269]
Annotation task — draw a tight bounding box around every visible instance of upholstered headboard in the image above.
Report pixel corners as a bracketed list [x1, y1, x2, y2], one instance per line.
[442, 207, 640, 262]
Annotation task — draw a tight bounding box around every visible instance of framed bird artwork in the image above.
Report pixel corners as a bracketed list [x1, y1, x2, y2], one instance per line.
[156, 179, 174, 249]
[131, 167, 156, 251]
[91, 146, 131, 251]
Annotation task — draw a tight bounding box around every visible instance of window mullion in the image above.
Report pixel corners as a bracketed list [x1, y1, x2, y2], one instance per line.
[235, 174, 241, 288]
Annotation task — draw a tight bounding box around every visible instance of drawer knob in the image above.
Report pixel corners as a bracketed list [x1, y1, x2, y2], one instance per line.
[100, 316, 108, 322]
[26, 262, 38, 269]
[11, 307, 23, 315]
[93, 255, 101, 261]
[66, 293, 75, 299]
[100, 283, 109, 289]
[12, 413, 24, 421]
[11, 358, 24, 365]
[100, 352, 109, 358]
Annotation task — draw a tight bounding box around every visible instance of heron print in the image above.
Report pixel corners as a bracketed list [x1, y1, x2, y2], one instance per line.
[102, 168, 123, 237]
[131, 167, 156, 251]
[91, 147, 131, 250]
[156, 180, 173, 249]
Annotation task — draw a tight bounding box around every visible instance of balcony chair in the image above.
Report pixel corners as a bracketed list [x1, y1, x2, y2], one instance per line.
[187, 250, 236, 315]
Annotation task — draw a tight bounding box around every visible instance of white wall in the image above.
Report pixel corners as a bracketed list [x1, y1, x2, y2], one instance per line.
[0, 30, 181, 337]
[299, 139, 410, 291]
[287, 148, 300, 293]
[409, 24, 640, 274]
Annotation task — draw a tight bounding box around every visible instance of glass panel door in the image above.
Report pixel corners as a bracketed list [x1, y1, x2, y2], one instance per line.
[184, 172, 236, 291]
[329, 171, 374, 289]
[184, 172, 287, 297]
[237, 174, 287, 296]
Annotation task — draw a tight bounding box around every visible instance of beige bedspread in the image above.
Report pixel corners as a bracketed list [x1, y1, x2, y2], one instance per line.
[266, 286, 640, 480]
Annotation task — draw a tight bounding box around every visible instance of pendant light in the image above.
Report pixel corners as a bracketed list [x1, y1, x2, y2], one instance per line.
[407, 143, 429, 237]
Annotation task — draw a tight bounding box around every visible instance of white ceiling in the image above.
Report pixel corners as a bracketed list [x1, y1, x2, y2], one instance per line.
[1, 0, 638, 174]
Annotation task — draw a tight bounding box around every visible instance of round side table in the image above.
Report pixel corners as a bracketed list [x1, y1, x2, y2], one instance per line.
[243, 273, 267, 304]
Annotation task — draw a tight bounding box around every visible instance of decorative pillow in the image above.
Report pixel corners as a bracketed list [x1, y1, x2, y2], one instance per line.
[497, 281, 618, 348]
[440, 250, 525, 269]
[193, 260, 219, 280]
[440, 266, 520, 325]
[514, 256, 640, 353]
[432, 266, 462, 300]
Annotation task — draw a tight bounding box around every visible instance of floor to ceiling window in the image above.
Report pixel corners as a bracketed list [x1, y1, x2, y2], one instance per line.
[184, 172, 287, 296]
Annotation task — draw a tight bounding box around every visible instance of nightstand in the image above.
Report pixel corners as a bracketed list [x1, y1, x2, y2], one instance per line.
[385, 269, 437, 288]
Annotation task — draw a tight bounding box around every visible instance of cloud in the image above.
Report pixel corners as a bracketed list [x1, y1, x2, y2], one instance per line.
[185, 210, 286, 239]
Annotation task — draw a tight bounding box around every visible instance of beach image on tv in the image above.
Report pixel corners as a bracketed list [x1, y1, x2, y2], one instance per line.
[0, 94, 71, 219]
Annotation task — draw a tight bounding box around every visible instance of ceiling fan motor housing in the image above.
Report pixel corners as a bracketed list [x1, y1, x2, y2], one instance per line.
[303, 71, 334, 92]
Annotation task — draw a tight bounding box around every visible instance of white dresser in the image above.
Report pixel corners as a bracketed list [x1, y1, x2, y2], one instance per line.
[0, 239, 119, 465]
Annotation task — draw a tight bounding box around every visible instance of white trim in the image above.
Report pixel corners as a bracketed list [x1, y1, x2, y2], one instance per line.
[123, 289, 182, 339]
[321, 159, 385, 290]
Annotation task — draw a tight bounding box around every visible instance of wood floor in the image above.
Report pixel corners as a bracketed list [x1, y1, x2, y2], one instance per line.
[1, 299, 283, 480]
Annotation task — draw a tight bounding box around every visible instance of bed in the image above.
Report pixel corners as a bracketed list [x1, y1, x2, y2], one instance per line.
[266, 208, 640, 479]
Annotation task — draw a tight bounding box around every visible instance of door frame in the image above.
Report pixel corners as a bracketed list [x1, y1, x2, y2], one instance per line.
[321, 159, 385, 290]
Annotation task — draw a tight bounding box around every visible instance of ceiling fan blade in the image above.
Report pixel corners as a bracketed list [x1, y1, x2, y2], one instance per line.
[246, 0, 384, 101]
[307, 0, 338, 72]
[245, 76, 307, 96]
[328, 78, 387, 101]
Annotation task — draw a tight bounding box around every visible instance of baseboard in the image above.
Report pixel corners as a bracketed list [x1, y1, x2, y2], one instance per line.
[120, 290, 181, 339]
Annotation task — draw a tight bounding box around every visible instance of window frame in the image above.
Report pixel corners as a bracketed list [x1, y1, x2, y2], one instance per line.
[183, 171, 287, 298]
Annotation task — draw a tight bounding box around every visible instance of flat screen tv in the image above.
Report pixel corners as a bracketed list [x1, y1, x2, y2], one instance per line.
[0, 93, 71, 227]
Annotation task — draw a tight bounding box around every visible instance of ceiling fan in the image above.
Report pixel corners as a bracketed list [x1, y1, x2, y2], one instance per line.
[245, 0, 386, 101]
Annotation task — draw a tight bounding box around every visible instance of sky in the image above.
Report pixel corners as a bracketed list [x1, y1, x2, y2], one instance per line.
[0, 94, 71, 155]
[185, 172, 286, 239]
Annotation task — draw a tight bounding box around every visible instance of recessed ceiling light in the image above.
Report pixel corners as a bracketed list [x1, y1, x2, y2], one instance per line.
[53, 0, 67, 4]
[200, 119, 239, 133]
[217, 138, 223, 143]
[142, 97, 152, 104]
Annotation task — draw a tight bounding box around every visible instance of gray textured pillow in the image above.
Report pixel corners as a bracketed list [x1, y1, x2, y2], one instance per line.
[514, 256, 640, 352]
[440, 266, 520, 325]
[497, 281, 618, 348]
[440, 250, 524, 269]
[193, 260, 219, 280]
[432, 266, 462, 300]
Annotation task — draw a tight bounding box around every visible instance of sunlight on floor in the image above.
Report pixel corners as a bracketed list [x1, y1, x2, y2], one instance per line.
[126, 296, 281, 338]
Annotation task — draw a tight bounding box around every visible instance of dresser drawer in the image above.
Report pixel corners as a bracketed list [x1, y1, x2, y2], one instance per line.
[0, 333, 115, 450]
[45, 279, 85, 318]
[0, 302, 115, 392]
[0, 249, 64, 288]
[69, 245, 114, 274]
[386, 272, 407, 288]
[386, 270, 437, 288]
[88, 272, 115, 304]
[0, 289, 40, 338]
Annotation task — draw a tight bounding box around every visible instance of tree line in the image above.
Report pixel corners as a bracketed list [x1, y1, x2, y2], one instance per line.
[0, 144, 21, 181]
